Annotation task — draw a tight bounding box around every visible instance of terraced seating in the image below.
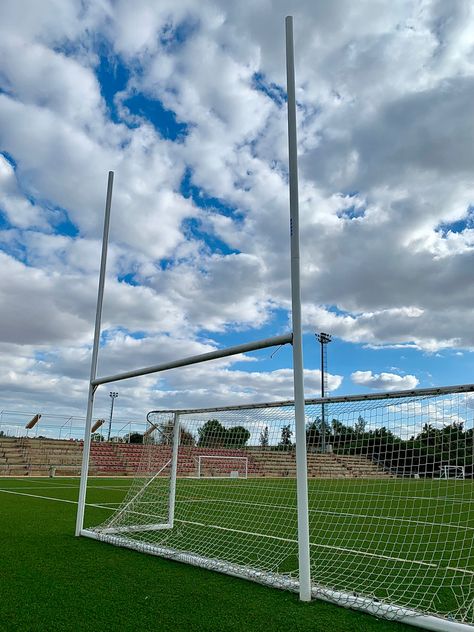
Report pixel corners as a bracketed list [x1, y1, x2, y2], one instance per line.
[0, 437, 29, 475]
[19, 437, 84, 476]
[89, 442, 128, 475]
[334, 454, 393, 478]
[248, 450, 390, 478]
[0, 437, 391, 478]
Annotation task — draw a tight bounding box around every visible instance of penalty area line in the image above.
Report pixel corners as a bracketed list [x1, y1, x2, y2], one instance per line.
[0, 487, 114, 511]
[2, 488, 473, 578]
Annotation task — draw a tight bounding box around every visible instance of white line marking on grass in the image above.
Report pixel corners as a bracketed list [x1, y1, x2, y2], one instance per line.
[85, 504, 474, 577]
[174, 497, 474, 532]
[238, 480, 474, 505]
[0, 488, 79, 504]
[6, 486, 472, 577]
[0, 485, 80, 491]
[0, 488, 114, 511]
[170, 518, 474, 577]
[87, 484, 131, 492]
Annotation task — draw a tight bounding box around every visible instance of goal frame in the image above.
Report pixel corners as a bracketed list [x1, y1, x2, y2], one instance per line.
[83, 385, 474, 632]
[440, 465, 465, 480]
[196, 455, 248, 479]
[76, 13, 310, 601]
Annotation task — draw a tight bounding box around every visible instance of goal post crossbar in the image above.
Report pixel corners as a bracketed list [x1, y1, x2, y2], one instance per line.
[148, 382, 474, 417]
[91, 333, 293, 387]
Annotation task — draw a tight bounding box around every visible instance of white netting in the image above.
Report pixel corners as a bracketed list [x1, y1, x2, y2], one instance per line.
[85, 388, 474, 626]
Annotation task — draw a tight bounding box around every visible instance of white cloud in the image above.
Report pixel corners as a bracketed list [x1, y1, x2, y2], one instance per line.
[1, 0, 474, 422]
[0, 155, 42, 228]
[351, 370, 419, 391]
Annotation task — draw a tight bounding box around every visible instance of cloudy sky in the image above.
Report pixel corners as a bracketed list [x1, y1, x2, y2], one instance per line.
[1, 0, 474, 427]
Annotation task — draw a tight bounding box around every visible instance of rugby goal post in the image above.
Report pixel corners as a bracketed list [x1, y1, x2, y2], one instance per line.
[74, 16, 474, 632]
[76, 13, 309, 603]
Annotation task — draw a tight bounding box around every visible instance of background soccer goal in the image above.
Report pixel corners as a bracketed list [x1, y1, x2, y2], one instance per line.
[440, 465, 465, 480]
[196, 455, 248, 479]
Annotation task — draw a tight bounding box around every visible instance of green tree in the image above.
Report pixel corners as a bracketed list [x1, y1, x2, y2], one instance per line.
[197, 419, 226, 447]
[259, 425, 269, 448]
[179, 427, 196, 446]
[331, 419, 346, 435]
[306, 418, 331, 448]
[306, 420, 319, 448]
[279, 424, 293, 447]
[226, 426, 250, 448]
[354, 415, 366, 434]
[126, 432, 144, 444]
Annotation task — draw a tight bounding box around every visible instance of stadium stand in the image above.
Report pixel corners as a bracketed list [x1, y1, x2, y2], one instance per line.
[0, 437, 390, 478]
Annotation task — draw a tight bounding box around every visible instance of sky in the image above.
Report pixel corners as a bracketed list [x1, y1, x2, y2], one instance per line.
[1, 0, 474, 427]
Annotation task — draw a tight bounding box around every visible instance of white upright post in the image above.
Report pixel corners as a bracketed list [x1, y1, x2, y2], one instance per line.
[75, 171, 115, 536]
[167, 413, 180, 527]
[285, 16, 312, 602]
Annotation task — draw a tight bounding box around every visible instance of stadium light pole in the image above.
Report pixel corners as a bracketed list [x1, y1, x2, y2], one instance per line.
[315, 333, 332, 453]
[107, 392, 118, 441]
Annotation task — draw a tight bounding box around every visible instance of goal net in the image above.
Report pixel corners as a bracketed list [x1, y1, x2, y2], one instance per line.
[82, 386, 474, 629]
[197, 455, 248, 479]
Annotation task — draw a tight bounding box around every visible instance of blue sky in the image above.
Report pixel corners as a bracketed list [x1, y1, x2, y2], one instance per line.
[1, 0, 474, 423]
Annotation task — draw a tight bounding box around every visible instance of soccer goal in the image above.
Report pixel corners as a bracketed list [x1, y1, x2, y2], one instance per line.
[81, 385, 474, 631]
[196, 455, 248, 479]
[440, 465, 465, 479]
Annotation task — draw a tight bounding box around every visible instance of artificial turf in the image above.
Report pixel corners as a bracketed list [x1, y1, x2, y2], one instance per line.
[84, 475, 474, 622]
[0, 476, 419, 632]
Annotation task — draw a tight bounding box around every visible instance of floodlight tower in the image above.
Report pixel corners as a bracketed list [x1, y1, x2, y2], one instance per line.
[107, 391, 118, 441]
[315, 332, 332, 452]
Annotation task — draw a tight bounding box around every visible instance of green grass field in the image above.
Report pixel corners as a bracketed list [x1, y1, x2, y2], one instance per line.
[1, 476, 471, 631]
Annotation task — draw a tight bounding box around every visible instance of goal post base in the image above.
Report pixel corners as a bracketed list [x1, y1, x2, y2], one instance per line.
[79, 529, 472, 632]
[99, 523, 172, 534]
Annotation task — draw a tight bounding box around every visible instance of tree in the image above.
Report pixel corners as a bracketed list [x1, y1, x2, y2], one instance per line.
[279, 424, 293, 447]
[306, 420, 319, 448]
[91, 432, 104, 442]
[226, 426, 250, 448]
[126, 432, 144, 444]
[331, 419, 346, 435]
[306, 418, 331, 448]
[179, 427, 196, 446]
[197, 419, 226, 447]
[354, 415, 366, 434]
[259, 425, 269, 448]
